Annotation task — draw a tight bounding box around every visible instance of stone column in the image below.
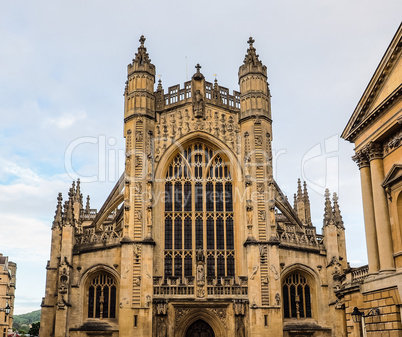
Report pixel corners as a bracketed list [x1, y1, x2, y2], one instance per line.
[353, 150, 380, 274]
[366, 142, 395, 273]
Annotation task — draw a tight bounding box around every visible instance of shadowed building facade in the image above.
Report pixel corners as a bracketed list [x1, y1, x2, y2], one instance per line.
[40, 37, 350, 337]
[0, 254, 16, 337]
[340, 23, 402, 337]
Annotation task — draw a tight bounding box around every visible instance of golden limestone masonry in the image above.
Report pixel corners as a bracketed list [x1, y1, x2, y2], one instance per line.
[40, 34, 401, 337]
[340, 23, 402, 337]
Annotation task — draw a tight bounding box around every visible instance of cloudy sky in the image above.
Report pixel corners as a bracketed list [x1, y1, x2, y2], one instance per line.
[1, 1, 401, 315]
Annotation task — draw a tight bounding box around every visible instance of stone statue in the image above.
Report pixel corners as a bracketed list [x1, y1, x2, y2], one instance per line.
[193, 89, 204, 118]
[197, 264, 205, 282]
[157, 318, 167, 337]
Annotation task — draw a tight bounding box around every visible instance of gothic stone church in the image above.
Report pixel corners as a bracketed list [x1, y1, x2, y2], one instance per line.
[40, 37, 349, 337]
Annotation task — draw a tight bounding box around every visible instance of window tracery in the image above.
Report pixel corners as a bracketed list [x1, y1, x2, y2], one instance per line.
[282, 272, 312, 319]
[87, 272, 117, 320]
[164, 143, 235, 279]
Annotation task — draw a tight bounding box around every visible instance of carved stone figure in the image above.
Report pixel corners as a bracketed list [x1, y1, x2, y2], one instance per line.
[193, 90, 205, 118]
[197, 264, 205, 283]
[157, 318, 167, 337]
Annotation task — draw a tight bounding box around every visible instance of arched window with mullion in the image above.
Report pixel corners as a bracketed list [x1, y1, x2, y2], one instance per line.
[164, 144, 235, 280]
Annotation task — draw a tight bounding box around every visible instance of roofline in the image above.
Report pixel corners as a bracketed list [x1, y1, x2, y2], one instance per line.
[341, 22, 402, 141]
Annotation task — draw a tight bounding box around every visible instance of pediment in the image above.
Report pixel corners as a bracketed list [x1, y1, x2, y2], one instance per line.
[382, 164, 402, 187]
[342, 24, 402, 142]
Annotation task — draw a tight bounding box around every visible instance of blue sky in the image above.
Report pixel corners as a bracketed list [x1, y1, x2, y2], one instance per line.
[0, 1, 401, 314]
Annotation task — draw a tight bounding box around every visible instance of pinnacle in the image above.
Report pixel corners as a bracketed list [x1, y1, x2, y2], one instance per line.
[323, 188, 333, 226]
[157, 78, 163, 91]
[243, 37, 261, 66]
[133, 35, 151, 65]
[297, 179, 303, 201]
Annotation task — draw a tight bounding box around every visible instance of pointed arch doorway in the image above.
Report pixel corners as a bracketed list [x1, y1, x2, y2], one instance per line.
[185, 319, 215, 337]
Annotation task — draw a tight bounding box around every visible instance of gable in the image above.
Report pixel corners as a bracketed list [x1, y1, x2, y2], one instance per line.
[342, 23, 402, 142]
[370, 54, 402, 111]
[382, 164, 402, 188]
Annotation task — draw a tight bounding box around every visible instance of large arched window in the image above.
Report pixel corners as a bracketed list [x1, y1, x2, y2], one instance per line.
[164, 143, 234, 279]
[87, 272, 117, 319]
[283, 272, 312, 319]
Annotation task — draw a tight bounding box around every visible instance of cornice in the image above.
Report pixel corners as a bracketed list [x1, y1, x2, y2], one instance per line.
[343, 84, 402, 142]
[239, 114, 272, 124]
[342, 23, 402, 141]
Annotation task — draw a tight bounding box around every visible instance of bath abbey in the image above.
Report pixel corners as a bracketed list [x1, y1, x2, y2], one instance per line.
[40, 26, 402, 337]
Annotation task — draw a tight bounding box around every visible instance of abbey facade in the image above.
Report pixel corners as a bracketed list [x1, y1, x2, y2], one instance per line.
[40, 37, 349, 337]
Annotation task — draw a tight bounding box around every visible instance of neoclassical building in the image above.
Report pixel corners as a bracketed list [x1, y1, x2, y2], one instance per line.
[40, 37, 350, 336]
[0, 253, 16, 336]
[340, 24, 402, 336]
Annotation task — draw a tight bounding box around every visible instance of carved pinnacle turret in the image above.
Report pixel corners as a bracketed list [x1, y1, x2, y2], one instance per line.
[323, 189, 333, 227]
[52, 193, 63, 229]
[157, 78, 163, 91]
[332, 193, 344, 229]
[303, 181, 312, 226]
[238, 37, 270, 121]
[243, 37, 262, 66]
[297, 179, 303, 202]
[85, 195, 91, 213]
[134, 35, 151, 65]
[64, 188, 75, 226]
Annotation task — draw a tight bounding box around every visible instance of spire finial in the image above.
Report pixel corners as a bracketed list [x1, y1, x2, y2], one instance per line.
[157, 77, 163, 91]
[85, 195, 91, 213]
[195, 63, 201, 73]
[133, 35, 151, 65]
[243, 37, 261, 66]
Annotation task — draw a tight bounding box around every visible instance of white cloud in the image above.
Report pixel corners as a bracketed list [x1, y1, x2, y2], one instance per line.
[45, 110, 87, 129]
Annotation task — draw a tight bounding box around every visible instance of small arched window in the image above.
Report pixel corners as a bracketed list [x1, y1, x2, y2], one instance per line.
[87, 272, 117, 319]
[282, 272, 312, 319]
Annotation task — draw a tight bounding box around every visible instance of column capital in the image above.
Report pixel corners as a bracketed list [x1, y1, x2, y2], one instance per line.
[352, 150, 370, 169]
[364, 142, 383, 161]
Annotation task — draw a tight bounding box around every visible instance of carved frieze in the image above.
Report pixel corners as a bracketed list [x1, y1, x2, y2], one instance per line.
[154, 109, 239, 161]
[383, 130, 402, 155]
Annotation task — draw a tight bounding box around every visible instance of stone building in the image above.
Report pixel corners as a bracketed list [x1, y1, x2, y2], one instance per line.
[0, 254, 17, 337]
[340, 23, 402, 337]
[40, 36, 350, 336]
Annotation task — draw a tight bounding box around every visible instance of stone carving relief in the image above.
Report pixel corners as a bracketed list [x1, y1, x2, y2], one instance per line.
[154, 109, 239, 162]
[275, 293, 281, 306]
[175, 308, 190, 323]
[250, 265, 259, 280]
[233, 300, 245, 316]
[270, 265, 279, 280]
[383, 130, 402, 155]
[208, 308, 227, 326]
[196, 287, 205, 298]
